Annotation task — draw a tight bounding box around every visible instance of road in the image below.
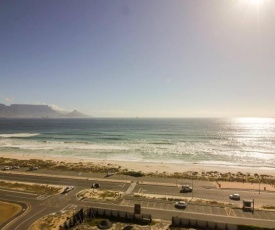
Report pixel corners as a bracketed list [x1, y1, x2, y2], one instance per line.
[133, 182, 275, 207]
[0, 169, 275, 229]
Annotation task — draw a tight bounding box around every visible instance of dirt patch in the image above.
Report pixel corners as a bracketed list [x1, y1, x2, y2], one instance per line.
[77, 189, 123, 201]
[70, 219, 172, 230]
[0, 180, 63, 195]
[29, 210, 74, 230]
[0, 201, 22, 224]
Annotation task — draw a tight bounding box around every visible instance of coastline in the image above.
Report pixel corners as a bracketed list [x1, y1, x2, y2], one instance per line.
[1, 152, 275, 177]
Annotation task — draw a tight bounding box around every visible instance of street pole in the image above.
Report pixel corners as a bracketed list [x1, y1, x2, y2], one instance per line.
[253, 199, 255, 213]
[192, 171, 194, 199]
[259, 179, 261, 194]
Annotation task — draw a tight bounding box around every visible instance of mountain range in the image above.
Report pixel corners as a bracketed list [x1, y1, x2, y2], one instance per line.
[0, 104, 90, 118]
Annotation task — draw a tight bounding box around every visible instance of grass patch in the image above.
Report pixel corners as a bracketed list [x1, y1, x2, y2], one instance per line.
[237, 225, 274, 230]
[0, 157, 113, 174]
[262, 205, 275, 210]
[0, 201, 21, 224]
[87, 217, 107, 227]
[86, 217, 157, 228]
[0, 180, 62, 195]
[98, 190, 121, 199]
[77, 189, 123, 201]
[29, 211, 74, 230]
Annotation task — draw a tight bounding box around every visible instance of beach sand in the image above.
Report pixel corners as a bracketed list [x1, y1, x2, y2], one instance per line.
[1, 152, 275, 176]
[1, 152, 275, 192]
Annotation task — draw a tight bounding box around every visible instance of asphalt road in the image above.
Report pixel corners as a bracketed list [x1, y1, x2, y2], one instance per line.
[0, 169, 275, 229]
[134, 183, 275, 207]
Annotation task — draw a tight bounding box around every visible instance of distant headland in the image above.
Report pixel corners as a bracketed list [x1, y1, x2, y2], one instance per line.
[0, 103, 90, 118]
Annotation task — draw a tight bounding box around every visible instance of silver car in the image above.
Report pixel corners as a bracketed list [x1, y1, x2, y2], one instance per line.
[175, 201, 188, 209]
[229, 194, 240, 200]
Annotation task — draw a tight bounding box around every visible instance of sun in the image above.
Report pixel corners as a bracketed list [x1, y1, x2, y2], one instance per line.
[248, 0, 264, 6]
[236, 0, 268, 11]
[243, 0, 266, 7]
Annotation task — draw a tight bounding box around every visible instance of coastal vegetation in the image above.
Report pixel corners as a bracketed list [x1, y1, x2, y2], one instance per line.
[77, 189, 123, 201]
[29, 211, 74, 230]
[1, 157, 274, 185]
[0, 180, 62, 194]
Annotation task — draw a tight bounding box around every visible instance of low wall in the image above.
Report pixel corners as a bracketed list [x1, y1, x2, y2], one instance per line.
[60, 207, 152, 229]
[172, 216, 238, 230]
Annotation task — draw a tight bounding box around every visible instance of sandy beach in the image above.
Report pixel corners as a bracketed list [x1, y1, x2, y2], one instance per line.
[1, 152, 275, 193]
[1, 152, 275, 177]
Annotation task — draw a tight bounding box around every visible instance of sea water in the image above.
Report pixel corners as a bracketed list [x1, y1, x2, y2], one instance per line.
[0, 118, 274, 170]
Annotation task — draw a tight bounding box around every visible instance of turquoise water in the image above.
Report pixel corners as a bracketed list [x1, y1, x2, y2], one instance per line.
[0, 118, 274, 169]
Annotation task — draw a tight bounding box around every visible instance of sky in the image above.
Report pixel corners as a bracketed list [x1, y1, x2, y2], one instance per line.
[1, 0, 275, 118]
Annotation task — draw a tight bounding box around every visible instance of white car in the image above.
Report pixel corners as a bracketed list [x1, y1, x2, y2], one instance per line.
[3, 166, 10, 170]
[63, 186, 74, 193]
[175, 201, 188, 209]
[106, 171, 114, 177]
[12, 166, 20, 169]
[229, 194, 240, 200]
[29, 166, 39, 171]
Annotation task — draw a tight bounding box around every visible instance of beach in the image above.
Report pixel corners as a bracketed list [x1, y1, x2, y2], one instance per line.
[1, 152, 275, 177]
[1, 152, 275, 194]
[1, 117, 275, 188]
[1, 118, 275, 172]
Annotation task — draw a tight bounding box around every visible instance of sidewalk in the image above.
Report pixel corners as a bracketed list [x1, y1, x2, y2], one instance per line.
[216, 181, 275, 192]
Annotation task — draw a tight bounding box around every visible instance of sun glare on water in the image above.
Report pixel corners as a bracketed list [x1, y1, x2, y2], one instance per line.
[233, 117, 274, 137]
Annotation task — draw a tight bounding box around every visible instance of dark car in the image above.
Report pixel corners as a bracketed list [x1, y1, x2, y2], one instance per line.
[181, 185, 193, 193]
[91, 183, 100, 188]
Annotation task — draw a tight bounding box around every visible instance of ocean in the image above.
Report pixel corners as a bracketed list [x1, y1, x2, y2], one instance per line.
[0, 118, 274, 170]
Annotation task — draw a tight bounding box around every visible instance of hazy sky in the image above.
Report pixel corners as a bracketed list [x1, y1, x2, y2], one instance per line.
[1, 0, 275, 117]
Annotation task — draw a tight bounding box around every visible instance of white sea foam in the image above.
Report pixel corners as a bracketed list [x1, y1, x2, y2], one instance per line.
[0, 133, 40, 138]
[66, 144, 129, 150]
[0, 138, 129, 151]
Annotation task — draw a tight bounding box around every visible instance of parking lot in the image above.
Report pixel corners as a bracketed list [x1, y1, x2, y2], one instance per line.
[121, 197, 275, 221]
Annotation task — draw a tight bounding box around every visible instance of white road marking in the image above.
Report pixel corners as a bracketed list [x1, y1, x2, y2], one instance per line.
[5, 194, 39, 200]
[0, 188, 37, 195]
[14, 207, 48, 230]
[125, 182, 137, 195]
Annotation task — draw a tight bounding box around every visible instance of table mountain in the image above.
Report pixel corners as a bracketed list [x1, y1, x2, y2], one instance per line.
[0, 104, 90, 118]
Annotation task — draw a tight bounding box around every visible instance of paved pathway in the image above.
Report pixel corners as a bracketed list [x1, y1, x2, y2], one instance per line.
[217, 181, 275, 192]
[125, 182, 137, 195]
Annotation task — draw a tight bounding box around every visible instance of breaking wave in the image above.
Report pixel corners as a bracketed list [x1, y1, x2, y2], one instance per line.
[0, 133, 40, 138]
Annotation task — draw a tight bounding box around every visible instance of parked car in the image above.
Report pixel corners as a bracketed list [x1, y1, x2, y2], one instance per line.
[3, 166, 10, 170]
[12, 165, 20, 169]
[175, 201, 188, 209]
[29, 166, 39, 171]
[63, 186, 75, 193]
[106, 171, 114, 177]
[229, 194, 240, 200]
[181, 185, 193, 192]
